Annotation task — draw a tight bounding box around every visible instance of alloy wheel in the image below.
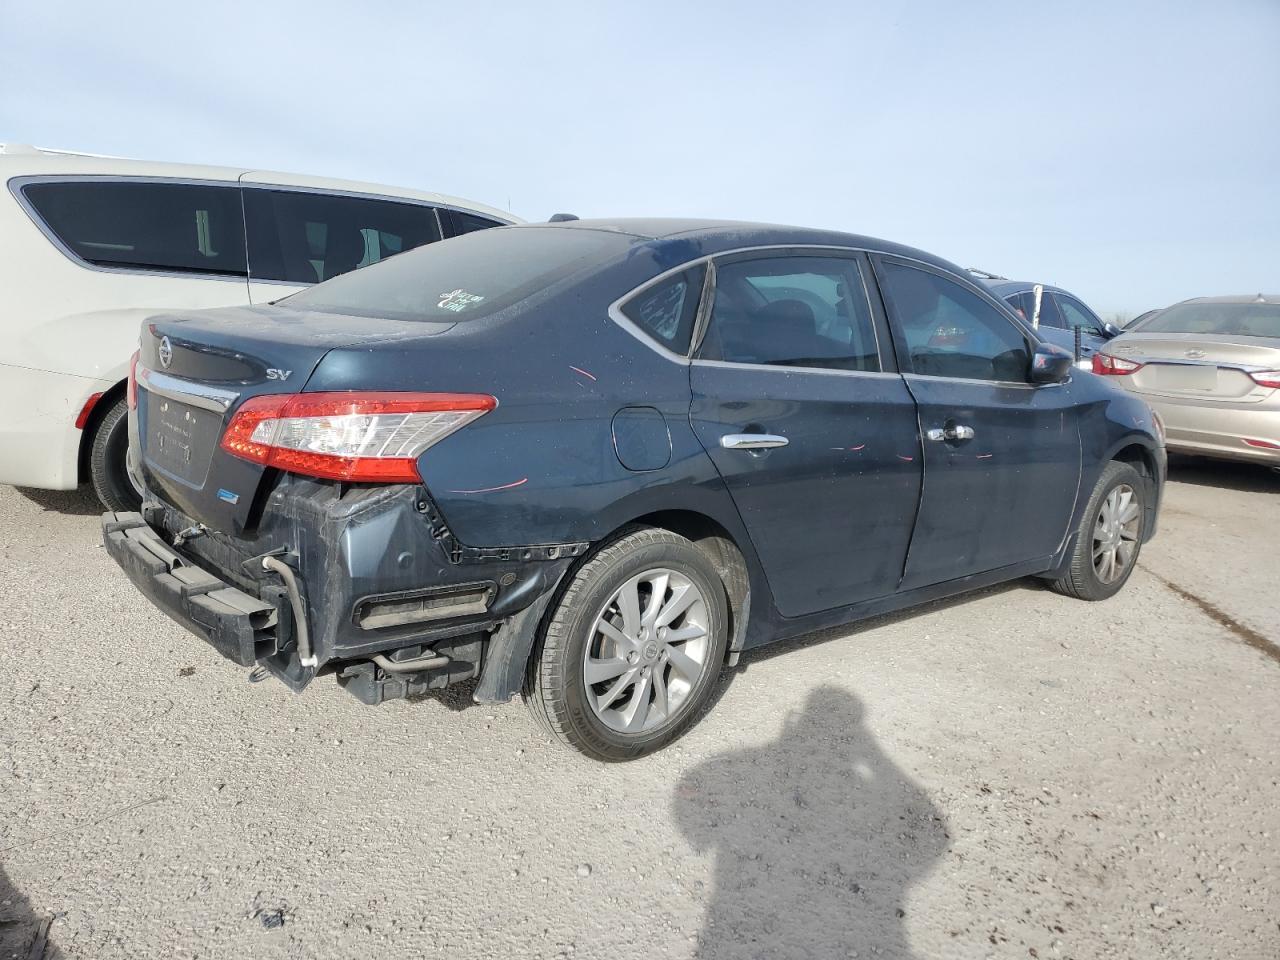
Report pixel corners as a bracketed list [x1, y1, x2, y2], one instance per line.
[583, 567, 711, 734]
[1092, 483, 1141, 584]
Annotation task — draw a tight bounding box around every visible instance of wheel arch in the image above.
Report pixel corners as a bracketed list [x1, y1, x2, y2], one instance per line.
[1105, 437, 1163, 543]
[624, 509, 753, 662]
[76, 376, 128, 484]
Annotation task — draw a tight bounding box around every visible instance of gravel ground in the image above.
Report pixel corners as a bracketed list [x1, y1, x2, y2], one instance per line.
[1, 457, 1277, 960]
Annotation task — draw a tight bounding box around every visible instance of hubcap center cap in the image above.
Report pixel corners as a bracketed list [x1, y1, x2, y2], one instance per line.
[642, 641, 660, 663]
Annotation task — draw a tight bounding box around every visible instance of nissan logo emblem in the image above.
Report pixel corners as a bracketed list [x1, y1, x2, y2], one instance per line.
[158, 336, 173, 369]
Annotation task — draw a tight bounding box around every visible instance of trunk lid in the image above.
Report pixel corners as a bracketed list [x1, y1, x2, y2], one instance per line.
[1105, 333, 1280, 402]
[136, 304, 454, 532]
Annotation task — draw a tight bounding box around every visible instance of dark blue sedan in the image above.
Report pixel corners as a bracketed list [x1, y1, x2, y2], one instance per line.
[979, 275, 1122, 362]
[103, 220, 1165, 760]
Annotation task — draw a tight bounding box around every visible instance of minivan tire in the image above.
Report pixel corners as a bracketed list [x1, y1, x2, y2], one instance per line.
[1050, 460, 1146, 601]
[525, 528, 729, 761]
[88, 397, 141, 513]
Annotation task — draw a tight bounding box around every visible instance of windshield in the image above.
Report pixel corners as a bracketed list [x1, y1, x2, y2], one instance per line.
[1138, 302, 1280, 338]
[280, 225, 636, 322]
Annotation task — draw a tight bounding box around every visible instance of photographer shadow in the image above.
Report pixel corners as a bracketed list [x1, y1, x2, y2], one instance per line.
[674, 687, 947, 959]
[0, 865, 58, 959]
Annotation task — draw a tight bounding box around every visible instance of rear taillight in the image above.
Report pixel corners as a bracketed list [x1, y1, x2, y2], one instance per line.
[1248, 370, 1280, 389]
[1243, 438, 1280, 450]
[127, 350, 140, 410]
[1092, 353, 1143, 376]
[220, 392, 497, 483]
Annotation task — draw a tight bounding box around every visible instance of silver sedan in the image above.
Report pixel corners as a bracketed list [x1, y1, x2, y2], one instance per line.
[1093, 295, 1280, 469]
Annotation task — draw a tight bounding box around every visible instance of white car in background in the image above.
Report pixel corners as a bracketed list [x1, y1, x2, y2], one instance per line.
[0, 144, 516, 510]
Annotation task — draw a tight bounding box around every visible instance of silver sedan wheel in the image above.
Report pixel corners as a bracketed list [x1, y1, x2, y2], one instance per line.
[1093, 483, 1141, 584]
[583, 567, 711, 734]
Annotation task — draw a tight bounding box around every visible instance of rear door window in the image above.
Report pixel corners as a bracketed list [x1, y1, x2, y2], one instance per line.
[1007, 290, 1064, 328]
[21, 179, 247, 276]
[697, 255, 880, 372]
[1035, 292, 1066, 328]
[1004, 292, 1031, 322]
[243, 189, 442, 284]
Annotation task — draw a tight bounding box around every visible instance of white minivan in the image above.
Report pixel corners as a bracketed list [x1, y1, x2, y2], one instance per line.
[0, 144, 517, 510]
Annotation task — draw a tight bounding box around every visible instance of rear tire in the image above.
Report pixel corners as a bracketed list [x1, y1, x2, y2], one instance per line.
[1050, 460, 1145, 601]
[525, 528, 729, 761]
[88, 397, 141, 513]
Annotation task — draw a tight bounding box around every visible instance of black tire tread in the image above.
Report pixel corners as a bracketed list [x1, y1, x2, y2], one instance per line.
[1050, 460, 1144, 601]
[88, 397, 140, 513]
[525, 527, 726, 761]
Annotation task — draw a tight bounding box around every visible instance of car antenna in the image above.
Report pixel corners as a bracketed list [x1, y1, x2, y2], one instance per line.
[967, 267, 1007, 280]
[548, 213, 580, 222]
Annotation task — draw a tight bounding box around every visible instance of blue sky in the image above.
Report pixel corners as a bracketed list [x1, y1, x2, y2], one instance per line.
[2, 0, 1277, 315]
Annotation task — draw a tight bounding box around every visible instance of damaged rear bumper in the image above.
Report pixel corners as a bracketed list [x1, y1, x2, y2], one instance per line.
[103, 512, 281, 667]
[100, 481, 585, 704]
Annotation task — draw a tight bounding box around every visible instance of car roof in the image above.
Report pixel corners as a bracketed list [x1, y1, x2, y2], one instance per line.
[1169, 294, 1280, 305]
[531, 217, 968, 274]
[979, 278, 1080, 299]
[0, 144, 518, 222]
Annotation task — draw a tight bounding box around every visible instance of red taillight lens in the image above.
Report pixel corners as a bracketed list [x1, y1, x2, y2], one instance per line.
[1248, 370, 1280, 389]
[1243, 437, 1280, 450]
[220, 392, 497, 483]
[1092, 352, 1143, 376]
[127, 351, 140, 409]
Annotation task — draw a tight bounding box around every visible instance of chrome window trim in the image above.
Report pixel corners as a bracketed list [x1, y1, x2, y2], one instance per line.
[690, 358, 903, 381]
[902, 371, 1066, 390]
[136, 364, 240, 413]
[608, 243, 899, 371]
[608, 257, 715, 364]
[7, 173, 513, 283]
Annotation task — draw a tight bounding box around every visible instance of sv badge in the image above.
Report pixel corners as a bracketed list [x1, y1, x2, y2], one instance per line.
[266, 368, 293, 381]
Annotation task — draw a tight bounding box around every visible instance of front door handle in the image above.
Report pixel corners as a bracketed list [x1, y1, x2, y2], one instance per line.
[926, 424, 975, 442]
[720, 433, 789, 450]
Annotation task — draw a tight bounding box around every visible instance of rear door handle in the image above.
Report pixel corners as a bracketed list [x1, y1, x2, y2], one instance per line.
[926, 424, 975, 442]
[720, 433, 789, 450]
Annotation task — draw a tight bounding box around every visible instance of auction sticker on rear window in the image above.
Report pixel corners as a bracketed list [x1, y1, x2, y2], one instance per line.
[437, 288, 486, 312]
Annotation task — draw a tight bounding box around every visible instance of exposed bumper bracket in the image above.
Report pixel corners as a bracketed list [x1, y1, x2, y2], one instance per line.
[102, 512, 282, 668]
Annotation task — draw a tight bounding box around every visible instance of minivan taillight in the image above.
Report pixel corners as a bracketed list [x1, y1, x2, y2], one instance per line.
[1248, 370, 1280, 389]
[220, 392, 497, 483]
[1092, 352, 1143, 376]
[127, 350, 140, 409]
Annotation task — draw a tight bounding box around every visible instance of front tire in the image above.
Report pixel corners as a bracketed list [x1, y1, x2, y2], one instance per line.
[526, 528, 729, 761]
[1050, 460, 1146, 601]
[88, 397, 142, 513]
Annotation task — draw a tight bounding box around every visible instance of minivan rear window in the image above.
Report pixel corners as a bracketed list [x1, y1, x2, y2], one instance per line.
[1137, 302, 1280, 338]
[281, 226, 636, 323]
[21, 180, 247, 276]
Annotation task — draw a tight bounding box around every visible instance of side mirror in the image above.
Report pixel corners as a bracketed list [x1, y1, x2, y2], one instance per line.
[1029, 343, 1073, 384]
[1101, 322, 1121, 339]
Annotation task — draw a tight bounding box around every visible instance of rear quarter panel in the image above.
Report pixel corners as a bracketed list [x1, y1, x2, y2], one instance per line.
[303, 239, 747, 550]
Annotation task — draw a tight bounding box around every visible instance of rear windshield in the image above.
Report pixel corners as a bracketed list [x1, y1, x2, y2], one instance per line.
[1139, 302, 1280, 338]
[280, 226, 636, 322]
